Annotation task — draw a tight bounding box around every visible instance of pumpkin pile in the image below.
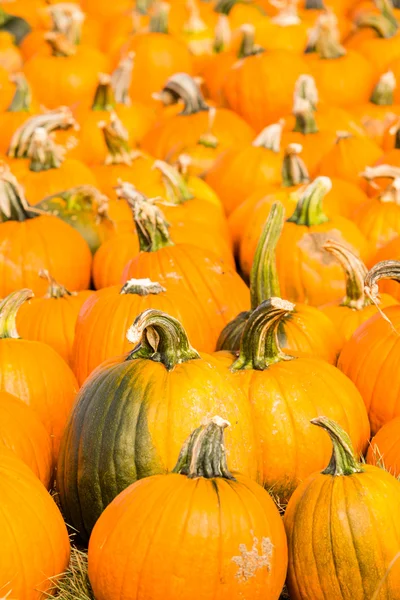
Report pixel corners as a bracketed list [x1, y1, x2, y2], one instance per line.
[4, 0, 400, 599]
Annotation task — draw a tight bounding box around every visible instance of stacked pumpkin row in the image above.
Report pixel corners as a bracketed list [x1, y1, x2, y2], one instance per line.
[2, 0, 400, 599]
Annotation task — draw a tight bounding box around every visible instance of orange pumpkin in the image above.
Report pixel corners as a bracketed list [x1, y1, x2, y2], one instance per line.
[0, 31, 22, 71]
[72, 278, 213, 386]
[0, 64, 16, 111]
[367, 415, 400, 476]
[213, 298, 370, 502]
[372, 235, 400, 299]
[0, 450, 70, 600]
[338, 260, 400, 433]
[321, 240, 397, 341]
[0, 289, 78, 460]
[0, 164, 92, 297]
[0, 391, 52, 488]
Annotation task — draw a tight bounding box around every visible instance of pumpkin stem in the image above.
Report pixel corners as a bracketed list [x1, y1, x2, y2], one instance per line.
[153, 160, 194, 204]
[126, 308, 200, 368]
[184, 0, 208, 34]
[153, 73, 209, 115]
[365, 260, 400, 303]
[46, 2, 85, 45]
[45, 32, 77, 57]
[172, 416, 236, 479]
[311, 416, 364, 476]
[287, 176, 331, 226]
[92, 73, 116, 112]
[213, 14, 231, 53]
[293, 97, 319, 134]
[198, 106, 219, 148]
[7, 73, 32, 113]
[111, 52, 135, 106]
[0, 289, 34, 339]
[294, 74, 319, 110]
[237, 23, 264, 58]
[252, 120, 284, 152]
[311, 12, 346, 59]
[231, 298, 295, 371]
[8, 107, 76, 159]
[214, 0, 241, 14]
[149, 1, 170, 33]
[120, 278, 166, 295]
[28, 128, 65, 173]
[355, 0, 398, 38]
[0, 163, 37, 222]
[370, 71, 396, 105]
[323, 241, 371, 310]
[48, 184, 109, 218]
[271, 0, 301, 25]
[362, 164, 400, 183]
[39, 270, 73, 299]
[99, 112, 138, 166]
[281, 143, 310, 187]
[116, 182, 173, 252]
[136, 0, 154, 14]
[305, 0, 325, 7]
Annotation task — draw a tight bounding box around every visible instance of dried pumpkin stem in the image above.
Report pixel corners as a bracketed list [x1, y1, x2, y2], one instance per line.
[362, 164, 400, 182]
[184, 0, 207, 34]
[8, 73, 32, 112]
[213, 14, 231, 53]
[0, 289, 33, 339]
[237, 23, 264, 57]
[8, 107, 76, 159]
[305, 0, 325, 7]
[120, 278, 166, 295]
[116, 182, 173, 252]
[111, 53, 135, 106]
[153, 160, 194, 203]
[356, 0, 398, 38]
[253, 120, 284, 152]
[28, 128, 65, 172]
[0, 163, 36, 222]
[149, 1, 170, 33]
[293, 97, 318, 134]
[231, 298, 295, 371]
[281, 143, 310, 187]
[294, 74, 319, 109]
[126, 308, 200, 368]
[45, 32, 77, 56]
[46, 2, 85, 45]
[44, 185, 109, 220]
[365, 260, 400, 302]
[311, 416, 363, 476]
[198, 107, 219, 148]
[173, 416, 236, 479]
[323, 241, 371, 310]
[370, 71, 396, 105]
[99, 113, 138, 165]
[39, 269, 73, 299]
[153, 73, 209, 115]
[92, 73, 116, 111]
[287, 176, 331, 226]
[314, 13, 346, 59]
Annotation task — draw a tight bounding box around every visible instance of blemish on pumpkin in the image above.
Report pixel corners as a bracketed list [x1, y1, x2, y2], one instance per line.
[298, 230, 354, 265]
[232, 537, 273, 582]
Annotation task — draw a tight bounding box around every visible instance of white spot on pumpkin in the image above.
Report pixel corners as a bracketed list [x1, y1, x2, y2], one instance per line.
[232, 537, 273, 582]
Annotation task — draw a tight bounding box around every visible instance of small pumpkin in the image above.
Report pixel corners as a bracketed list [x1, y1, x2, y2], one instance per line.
[284, 416, 400, 600]
[367, 415, 400, 476]
[88, 416, 287, 600]
[57, 309, 258, 541]
[0, 391, 52, 488]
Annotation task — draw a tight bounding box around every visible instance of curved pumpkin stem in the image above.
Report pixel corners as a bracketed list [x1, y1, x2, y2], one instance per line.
[293, 97, 318, 135]
[287, 176, 331, 226]
[281, 144, 310, 187]
[8, 73, 32, 113]
[153, 73, 209, 115]
[153, 160, 194, 204]
[237, 24, 264, 57]
[173, 416, 236, 479]
[8, 107, 76, 159]
[252, 120, 284, 152]
[362, 164, 400, 183]
[126, 308, 200, 369]
[39, 270, 73, 299]
[213, 14, 231, 53]
[312, 12, 346, 59]
[28, 128, 65, 172]
[45, 32, 77, 57]
[46, 2, 85, 45]
[370, 71, 396, 106]
[231, 297, 295, 371]
[116, 182, 173, 252]
[0, 289, 33, 339]
[364, 260, 400, 303]
[120, 278, 166, 296]
[99, 112, 139, 166]
[149, 1, 170, 33]
[355, 0, 398, 38]
[0, 163, 36, 222]
[323, 241, 371, 310]
[311, 416, 364, 476]
[92, 73, 116, 112]
[111, 53, 134, 106]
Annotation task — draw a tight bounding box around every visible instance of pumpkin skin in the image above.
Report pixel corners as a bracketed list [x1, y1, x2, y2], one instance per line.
[88, 418, 287, 600]
[57, 310, 258, 541]
[285, 417, 400, 600]
[0, 391, 53, 488]
[367, 416, 400, 476]
[372, 237, 400, 300]
[213, 299, 370, 503]
[0, 450, 70, 600]
[72, 279, 214, 386]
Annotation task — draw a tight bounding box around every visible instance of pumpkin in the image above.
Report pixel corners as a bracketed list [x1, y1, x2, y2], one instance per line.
[16, 270, 94, 366]
[122, 189, 250, 349]
[0, 391, 52, 488]
[305, 12, 375, 107]
[0, 163, 92, 296]
[0, 64, 15, 110]
[284, 416, 400, 600]
[0, 289, 78, 460]
[57, 309, 258, 541]
[213, 298, 370, 502]
[338, 260, 400, 434]
[36, 184, 116, 254]
[0, 30, 22, 71]
[0, 4, 32, 45]
[141, 73, 255, 163]
[0, 450, 70, 599]
[240, 177, 370, 304]
[254, 2, 309, 54]
[0, 73, 39, 155]
[218, 203, 343, 363]
[72, 278, 214, 385]
[88, 417, 287, 600]
[204, 121, 284, 216]
[321, 240, 397, 341]
[372, 236, 400, 299]
[367, 415, 400, 476]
